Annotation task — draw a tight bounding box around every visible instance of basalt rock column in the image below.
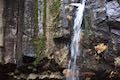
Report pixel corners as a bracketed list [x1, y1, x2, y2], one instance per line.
[0, 0, 4, 63]
[4, 0, 25, 64]
[22, 0, 36, 58]
[0, 0, 4, 47]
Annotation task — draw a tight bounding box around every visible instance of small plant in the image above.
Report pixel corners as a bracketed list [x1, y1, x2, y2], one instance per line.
[33, 36, 46, 65]
[33, 0, 46, 65]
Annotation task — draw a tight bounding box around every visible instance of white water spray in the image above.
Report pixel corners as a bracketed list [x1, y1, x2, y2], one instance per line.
[66, 0, 86, 80]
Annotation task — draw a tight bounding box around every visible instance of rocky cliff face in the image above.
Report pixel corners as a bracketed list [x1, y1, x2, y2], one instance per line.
[0, 0, 4, 63]
[0, 0, 120, 80]
[45, 0, 70, 67]
[0, 0, 71, 65]
[3, 0, 25, 64]
[79, 0, 120, 79]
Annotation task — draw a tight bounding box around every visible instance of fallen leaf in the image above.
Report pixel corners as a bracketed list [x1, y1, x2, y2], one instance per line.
[95, 43, 107, 54]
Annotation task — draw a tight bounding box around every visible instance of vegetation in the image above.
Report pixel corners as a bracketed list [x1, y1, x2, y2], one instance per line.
[50, 0, 60, 17]
[49, 0, 61, 32]
[35, 0, 38, 31]
[43, 0, 47, 35]
[33, 36, 46, 65]
[33, 0, 46, 65]
[83, 9, 93, 37]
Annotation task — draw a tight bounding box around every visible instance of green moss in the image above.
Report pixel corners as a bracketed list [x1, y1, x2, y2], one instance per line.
[43, 0, 47, 35]
[50, 0, 60, 17]
[33, 0, 46, 65]
[35, 0, 38, 34]
[33, 36, 46, 65]
[50, 0, 60, 32]
[83, 9, 93, 36]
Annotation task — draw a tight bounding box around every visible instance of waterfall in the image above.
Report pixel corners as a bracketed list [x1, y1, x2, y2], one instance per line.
[66, 0, 86, 80]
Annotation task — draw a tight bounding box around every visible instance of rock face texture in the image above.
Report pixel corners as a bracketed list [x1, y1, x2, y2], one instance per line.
[3, 0, 24, 64]
[0, 0, 4, 63]
[106, 0, 120, 30]
[79, 0, 120, 79]
[106, 0, 120, 21]
[0, 0, 37, 64]
[38, 0, 44, 35]
[45, 0, 73, 67]
[0, 0, 3, 47]
[23, 0, 35, 58]
[0, 0, 70, 77]
[0, 0, 120, 80]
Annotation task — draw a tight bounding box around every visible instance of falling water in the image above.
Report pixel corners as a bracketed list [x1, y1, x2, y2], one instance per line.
[66, 0, 86, 80]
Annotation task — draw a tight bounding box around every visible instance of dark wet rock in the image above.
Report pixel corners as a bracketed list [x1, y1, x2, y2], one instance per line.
[82, 34, 110, 49]
[106, 0, 114, 2]
[36, 57, 63, 73]
[17, 64, 34, 74]
[22, 55, 36, 64]
[111, 29, 120, 36]
[0, 74, 10, 80]
[3, 63, 16, 73]
[80, 33, 116, 75]
[95, 20, 110, 32]
[91, 70, 109, 80]
[53, 35, 70, 45]
[0, 63, 17, 80]
[108, 21, 120, 29]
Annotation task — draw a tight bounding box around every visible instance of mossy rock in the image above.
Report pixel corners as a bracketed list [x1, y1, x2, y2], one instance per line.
[33, 0, 46, 65]
[50, 0, 60, 17]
